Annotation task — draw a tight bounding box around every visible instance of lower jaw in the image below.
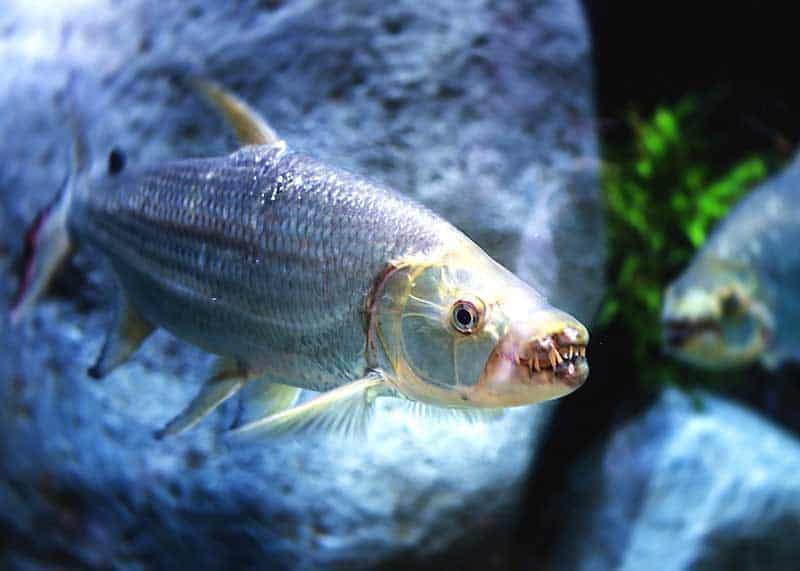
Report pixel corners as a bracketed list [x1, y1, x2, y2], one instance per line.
[470, 356, 589, 407]
[555, 359, 589, 388]
[509, 358, 590, 401]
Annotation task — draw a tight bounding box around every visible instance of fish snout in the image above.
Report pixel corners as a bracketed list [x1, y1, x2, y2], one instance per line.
[472, 311, 589, 406]
[519, 322, 589, 389]
[663, 319, 696, 349]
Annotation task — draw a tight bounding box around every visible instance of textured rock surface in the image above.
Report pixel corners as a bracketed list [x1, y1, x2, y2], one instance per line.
[551, 389, 800, 571]
[0, 0, 601, 568]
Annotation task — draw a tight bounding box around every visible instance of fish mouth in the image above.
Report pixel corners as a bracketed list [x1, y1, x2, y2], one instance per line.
[512, 328, 589, 388]
[662, 315, 771, 367]
[487, 325, 589, 391]
[663, 318, 721, 348]
[470, 321, 589, 407]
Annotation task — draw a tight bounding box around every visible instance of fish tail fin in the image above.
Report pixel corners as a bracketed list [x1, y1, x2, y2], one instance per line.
[10, 98, 89, 325]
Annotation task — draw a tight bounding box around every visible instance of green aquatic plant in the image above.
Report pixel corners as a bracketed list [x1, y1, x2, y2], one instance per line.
[599, 99, 767, 385]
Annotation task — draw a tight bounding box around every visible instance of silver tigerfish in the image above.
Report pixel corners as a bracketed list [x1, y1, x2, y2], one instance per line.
[11, 81, 589, 437]
[662, 156, 800, 370]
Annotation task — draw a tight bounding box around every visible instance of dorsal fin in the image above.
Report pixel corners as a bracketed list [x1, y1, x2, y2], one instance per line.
[191, 79, 280, 146]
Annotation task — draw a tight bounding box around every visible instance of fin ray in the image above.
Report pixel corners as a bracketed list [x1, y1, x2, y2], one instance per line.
[88, 291, 154, 379]
[11, 90, 88, 325]
[155, 358, 250, 439]
[11, 181, 75, 324]
[404, 401, 505, 424]
[191, 79, 280, 146]
[233, 378, 302, 428]
[229, 372, 387, 438]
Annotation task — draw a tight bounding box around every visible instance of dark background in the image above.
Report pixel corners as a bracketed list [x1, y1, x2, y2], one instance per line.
[425, 2, 800, 567]
[587, 0, 800, 159]
[512, 2, 800, 568]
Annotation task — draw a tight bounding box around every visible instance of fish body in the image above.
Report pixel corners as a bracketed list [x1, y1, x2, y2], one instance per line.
[77, 144, 460, 392]
[663, 157, 800, 369]
[13, 81, 589, 436]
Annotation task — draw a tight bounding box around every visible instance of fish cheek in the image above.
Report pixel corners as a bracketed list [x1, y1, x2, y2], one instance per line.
[721, 314, 763, 357]
[453, 334, 496, 387]
[401, 315, 456, 387]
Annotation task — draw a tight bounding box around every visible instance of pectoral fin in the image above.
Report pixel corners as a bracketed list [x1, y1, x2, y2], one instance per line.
[229, 372, 389, 438]
[192, 79, 281, 146]
[155, 357, 251, 439]
[232, 378, 302, 428]
[404, 401, 505, 424]
[88, 293, 154, 379]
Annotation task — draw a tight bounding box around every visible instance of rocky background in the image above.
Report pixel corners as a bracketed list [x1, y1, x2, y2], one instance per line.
[1, 0, 602, 569]
[3, 0, 800, 570]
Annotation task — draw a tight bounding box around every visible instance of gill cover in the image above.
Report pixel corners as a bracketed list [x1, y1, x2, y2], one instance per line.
[369, 244, 590, 408]
[372, 253, 503, 402]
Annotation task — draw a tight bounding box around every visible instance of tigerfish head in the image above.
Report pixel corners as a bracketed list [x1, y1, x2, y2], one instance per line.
[662, 256, 773, 368]
[368, 243, 589, 408]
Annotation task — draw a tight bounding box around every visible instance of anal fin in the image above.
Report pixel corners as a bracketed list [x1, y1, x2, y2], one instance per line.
[88, 292, 154, 379]
[233, 378, 302, 429]
[155, 357, 251, 439]
[229, 372, 388, 438]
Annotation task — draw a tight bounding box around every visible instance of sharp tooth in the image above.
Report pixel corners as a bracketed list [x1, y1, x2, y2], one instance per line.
[534, 355, 541, 372]
[568, 346, 574, 359]
[580, 347, 586, 357]
[549, 351, 558, 368]
[555, 350, 563, 364]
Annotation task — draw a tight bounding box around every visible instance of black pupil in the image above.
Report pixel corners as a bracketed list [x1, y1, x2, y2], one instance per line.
[108, 148, 126, 175]
[456, 307, 473, 328]
[722, 294, 740, 315]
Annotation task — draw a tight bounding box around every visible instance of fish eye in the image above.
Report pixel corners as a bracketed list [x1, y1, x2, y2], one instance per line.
[720, 291, 742, 316]
[451, 299, 483, 334]
[107, 148, 126, 176]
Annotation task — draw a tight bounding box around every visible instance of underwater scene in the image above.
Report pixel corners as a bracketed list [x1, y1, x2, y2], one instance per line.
[1, 1, 799, 569]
